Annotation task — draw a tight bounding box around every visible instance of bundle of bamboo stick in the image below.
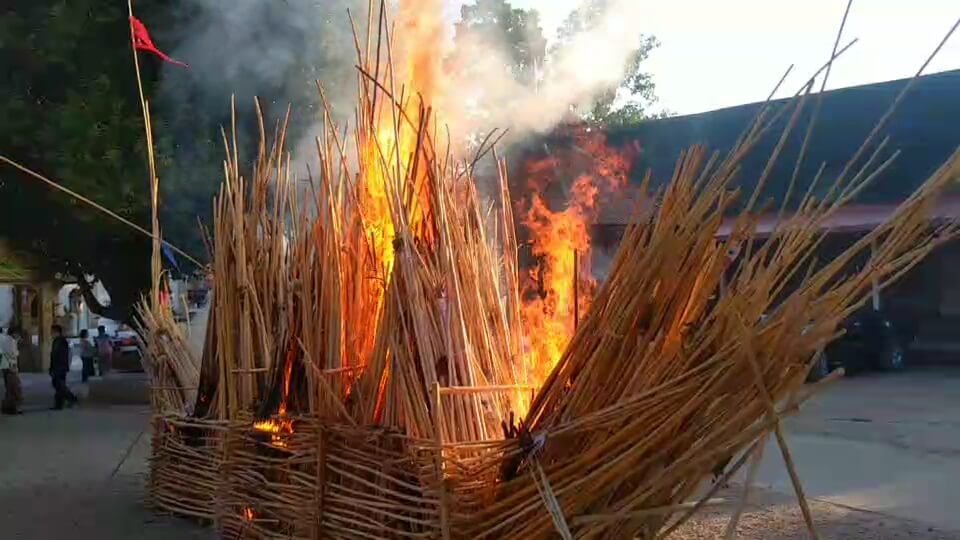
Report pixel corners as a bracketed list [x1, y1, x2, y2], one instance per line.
[137, 297, 199, 414]
[172, 5, 535, 448]
[137, 3, 960, 538]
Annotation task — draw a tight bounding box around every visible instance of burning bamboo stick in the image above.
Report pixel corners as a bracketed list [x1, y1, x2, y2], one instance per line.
[134, 3, 960, 539]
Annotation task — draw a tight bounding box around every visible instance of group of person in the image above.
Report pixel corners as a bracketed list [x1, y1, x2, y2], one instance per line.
[1, 324, 115, 414]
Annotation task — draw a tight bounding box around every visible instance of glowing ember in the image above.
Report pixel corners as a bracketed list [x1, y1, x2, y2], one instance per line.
[519, 131, 630, 385]
[249, 342, 297, 448]
[242, 507, 255, 521]
[253, 416, 294, 448]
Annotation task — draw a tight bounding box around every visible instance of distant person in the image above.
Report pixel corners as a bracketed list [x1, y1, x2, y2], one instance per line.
[50, 324, 77, 410]
[0, 326, 23, 415]
[95, 325, 113, 376]
[79, 329, 96, 382]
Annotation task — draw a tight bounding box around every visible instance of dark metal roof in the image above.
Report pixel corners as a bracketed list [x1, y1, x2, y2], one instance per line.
[560, 69, 960, 224]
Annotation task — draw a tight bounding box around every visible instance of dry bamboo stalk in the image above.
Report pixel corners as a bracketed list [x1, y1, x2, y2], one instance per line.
[136, 4, 960, 539]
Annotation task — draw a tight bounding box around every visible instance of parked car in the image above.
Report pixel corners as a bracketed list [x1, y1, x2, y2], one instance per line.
[807, 308, 905, 381]
[110, 326, 144, 372]
[187, 288, 210, 309]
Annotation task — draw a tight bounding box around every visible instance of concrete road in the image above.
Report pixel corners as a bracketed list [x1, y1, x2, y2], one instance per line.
[755, 368, 960, 533]
[0, 370, 211, 540]
[671, 485, 956, 539]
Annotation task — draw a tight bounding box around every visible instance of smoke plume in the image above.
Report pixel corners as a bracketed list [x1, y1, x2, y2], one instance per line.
[432, 0, 652, 149]
[157, 0, 648, 169]
[155, 0, 364, 173]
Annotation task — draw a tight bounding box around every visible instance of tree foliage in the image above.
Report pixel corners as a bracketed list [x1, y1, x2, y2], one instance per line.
[0, 0, 168, 322]
[451, 0, 548, 84]
[0, 0, 363, 323]
[580, 35, 663, 126]
[453, 0, 663, 127]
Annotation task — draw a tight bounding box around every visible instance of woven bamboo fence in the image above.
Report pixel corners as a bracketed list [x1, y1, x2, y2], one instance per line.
[147, 376, 842, 539]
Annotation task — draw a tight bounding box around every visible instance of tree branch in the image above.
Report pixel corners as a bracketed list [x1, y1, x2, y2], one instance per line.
[75, 271, 128, 322]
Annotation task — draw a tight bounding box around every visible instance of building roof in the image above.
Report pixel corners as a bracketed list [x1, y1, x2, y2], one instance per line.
[585, 69, 960, 225]
[593, 184, 650, 225]
[715, 195, 960, 238]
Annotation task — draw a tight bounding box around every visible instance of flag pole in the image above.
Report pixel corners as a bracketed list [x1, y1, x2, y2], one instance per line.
[127, 0, 163, 308]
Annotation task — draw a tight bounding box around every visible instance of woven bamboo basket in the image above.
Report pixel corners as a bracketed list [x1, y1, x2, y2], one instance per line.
[146, 378, 813, 540]
[148, 411, 511, 539]
[148, 414, 226, 523]
[139, 5, 960, 538]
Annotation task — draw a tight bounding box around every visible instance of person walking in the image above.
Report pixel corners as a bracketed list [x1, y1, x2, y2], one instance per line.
[50, 324, 78, 410]
[79, 329, 96, 382]
[0, 326, 23, 415]
[95, 325, 113, 376]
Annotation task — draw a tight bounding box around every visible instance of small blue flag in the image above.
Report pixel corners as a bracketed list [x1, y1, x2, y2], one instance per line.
[161, 243, 181, 273]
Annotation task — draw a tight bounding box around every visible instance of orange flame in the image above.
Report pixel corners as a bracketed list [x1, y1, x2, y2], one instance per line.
[360, 0, 444, 276]
[349, 0, 445, 386]
[253, 416, 294, 448]
[251, 341, 297, 448]
[519, 130, 630, 386]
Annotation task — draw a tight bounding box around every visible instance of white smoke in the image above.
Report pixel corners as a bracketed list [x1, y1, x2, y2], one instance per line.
[158, 0, 648, 170]
[158, 0, 362, 142]
[434, 0, 652, 149]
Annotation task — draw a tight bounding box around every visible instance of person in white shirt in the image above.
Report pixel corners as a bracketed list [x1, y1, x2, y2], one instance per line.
[1, 326, 23, 415]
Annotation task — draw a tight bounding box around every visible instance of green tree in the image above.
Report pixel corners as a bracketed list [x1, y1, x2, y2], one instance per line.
[452, 0, 663, 128]
[581, 35, 663, 126]
[0, 0, 367, 323]
[451, 0, 548, 83]
[0, 0, 171, 322]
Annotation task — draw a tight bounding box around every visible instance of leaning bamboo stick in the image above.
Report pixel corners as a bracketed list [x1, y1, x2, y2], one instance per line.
[133, 4, 960, 539]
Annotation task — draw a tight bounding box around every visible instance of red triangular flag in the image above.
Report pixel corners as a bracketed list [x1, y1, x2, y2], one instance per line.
[129, 15, 188, 69]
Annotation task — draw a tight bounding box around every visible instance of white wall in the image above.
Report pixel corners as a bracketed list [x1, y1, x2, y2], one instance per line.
[56, 281, 121, 335]
[0, 285, 14, 328]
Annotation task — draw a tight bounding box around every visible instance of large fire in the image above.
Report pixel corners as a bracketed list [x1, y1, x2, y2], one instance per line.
[519, 130, 631, 384]
[356, 0, 444, 296]
[344, 0, 447, 420]
[264, 0, 634, 430]
[359, 1, 637, 417]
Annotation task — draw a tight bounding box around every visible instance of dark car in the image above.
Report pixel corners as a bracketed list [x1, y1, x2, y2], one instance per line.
[808, 308, 906, 381]
[187, 288, 209, 309]
[110, 327, 145, 372]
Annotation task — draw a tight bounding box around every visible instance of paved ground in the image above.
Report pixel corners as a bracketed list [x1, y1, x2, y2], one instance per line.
[0, 371, 212, 540]
[670, 368, 960, 539]
[755, 368, 960, 532]
[2, 367, 959, 538]
[670, 486, 957, 539]
[782, 367, 960, 455]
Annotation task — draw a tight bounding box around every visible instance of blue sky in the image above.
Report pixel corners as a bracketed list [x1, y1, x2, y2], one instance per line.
[446, 0, 960, 115]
